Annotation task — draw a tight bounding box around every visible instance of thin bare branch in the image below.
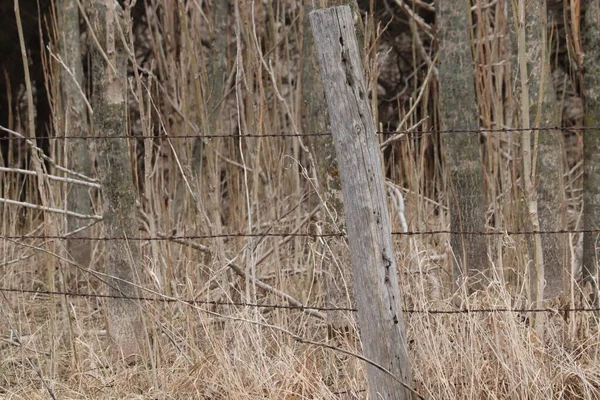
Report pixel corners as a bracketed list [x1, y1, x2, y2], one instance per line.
[0, 167, 101, 189]
[0, 198, 102, 220]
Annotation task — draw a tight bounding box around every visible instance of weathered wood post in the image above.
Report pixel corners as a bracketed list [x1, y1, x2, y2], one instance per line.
[310, 6, 414, 399]
[301, 0, 363, 340]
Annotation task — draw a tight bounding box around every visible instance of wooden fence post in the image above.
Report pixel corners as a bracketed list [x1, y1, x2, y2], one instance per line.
[310, 6, 414, 399]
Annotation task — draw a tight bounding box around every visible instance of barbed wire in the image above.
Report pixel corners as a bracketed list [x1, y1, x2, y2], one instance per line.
[332, 388, 367, 396]
[2, 287, 599, 315]
[331, 389, 367, 396]
[0, 125, 594, 141]
[0, 287, 354, 312]
[1, 227, 598, 242]
[0, 233, 342, 241]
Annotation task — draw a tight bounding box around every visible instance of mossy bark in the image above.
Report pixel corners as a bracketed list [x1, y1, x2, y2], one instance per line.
[437, 0, 487, 287]
[59, 0, 92, 268]
[509, 0, 565, 300]
[88, 0, 143, 360]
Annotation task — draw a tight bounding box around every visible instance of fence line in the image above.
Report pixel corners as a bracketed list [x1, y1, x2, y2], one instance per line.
[2, 287, 599, 315]
[2, 122, 598, 326]
[1, 228, 598, 242]
[0, 125, 595, 141]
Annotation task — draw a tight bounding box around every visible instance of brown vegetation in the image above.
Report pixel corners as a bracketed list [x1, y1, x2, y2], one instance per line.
[0, 0, 599, 398]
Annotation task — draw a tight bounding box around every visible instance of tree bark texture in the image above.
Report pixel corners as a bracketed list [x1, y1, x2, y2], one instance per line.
[310, 7, 414, 399]
[437, 0, 487, 287]
[526, 0, 564, 299]
[520, 0, 564, 299]
[508, 0, 564, 301]
[582, 0, 600, 305]
[88, 0, 143, 359]
[59, 0, 92, 268]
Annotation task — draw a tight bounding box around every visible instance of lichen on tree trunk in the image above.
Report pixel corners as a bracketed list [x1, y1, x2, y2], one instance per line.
[88, 0, 143, 360]
[437, 0, 487, 288]
[59, 0, 92, 268]
[509, 0, 565, 301]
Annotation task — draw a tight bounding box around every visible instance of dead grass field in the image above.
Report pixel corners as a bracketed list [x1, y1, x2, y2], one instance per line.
[1, 0, 600, 399]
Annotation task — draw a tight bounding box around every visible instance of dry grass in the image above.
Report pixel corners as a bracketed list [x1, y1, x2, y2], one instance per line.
[2, 235, 599, 399]
[1, 0, 600, 398]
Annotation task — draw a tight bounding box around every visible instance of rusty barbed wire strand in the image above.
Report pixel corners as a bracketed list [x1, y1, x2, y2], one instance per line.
[2, 287, 599, 315]
[0, 125, 595, 141]
[0, 233, 341, 241]
[2, 228, 599, 242]
[332, 388, 367, 396]
[0, 287, 354, 312]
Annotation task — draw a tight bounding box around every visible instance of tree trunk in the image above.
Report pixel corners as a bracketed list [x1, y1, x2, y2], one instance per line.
[59, 0, 92, 268]
[88, 0, 143, 360]
[582, 0, 600, 307]
[509, 0, 564, 303]
[310, 7, 414, 399]
[437, 0, 487, 288]
[525, 1, 564, 299]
